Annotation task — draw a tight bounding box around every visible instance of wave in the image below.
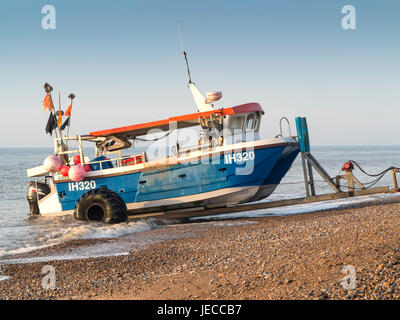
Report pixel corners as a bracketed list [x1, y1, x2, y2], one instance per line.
[0, 219, 156, 259]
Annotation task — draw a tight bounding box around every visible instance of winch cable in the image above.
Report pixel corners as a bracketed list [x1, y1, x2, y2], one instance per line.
[339, 175, 386, 190]
[348, 160, 399, 177]
[278, 161, 399, 192]
[313, 172, 388, 191]
[281, 161, 399, 190]
[339, 160, 400, 190]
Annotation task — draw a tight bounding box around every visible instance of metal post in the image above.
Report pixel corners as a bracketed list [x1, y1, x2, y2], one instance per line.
[307, 160, 316, 196]
[78, 135, 84, 165]
[301, 152, 310, 197]
[304, 152, 341, 193]
[335, 176, 341, 189]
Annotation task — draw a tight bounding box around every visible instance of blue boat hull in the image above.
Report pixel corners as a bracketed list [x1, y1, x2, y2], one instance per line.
[55, 143, 299, 214]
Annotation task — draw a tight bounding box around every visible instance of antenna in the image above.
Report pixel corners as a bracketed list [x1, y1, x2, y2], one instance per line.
[177, 23, 214, 112]
[177, 22, 192, 83]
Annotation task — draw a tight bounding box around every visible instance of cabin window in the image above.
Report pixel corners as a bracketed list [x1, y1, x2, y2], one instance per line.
[228, 116, 244, 134]
[245, 114, 255, 131]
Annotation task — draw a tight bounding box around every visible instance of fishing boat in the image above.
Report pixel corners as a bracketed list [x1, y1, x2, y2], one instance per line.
[26, 39, 300, 223]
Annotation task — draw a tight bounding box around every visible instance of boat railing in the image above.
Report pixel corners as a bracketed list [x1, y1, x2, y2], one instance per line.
[85, 152, 146, 171]
[53, 136, 146, 171]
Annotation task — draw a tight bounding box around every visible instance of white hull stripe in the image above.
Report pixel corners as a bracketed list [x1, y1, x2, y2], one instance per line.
[54, 137, 297, 182]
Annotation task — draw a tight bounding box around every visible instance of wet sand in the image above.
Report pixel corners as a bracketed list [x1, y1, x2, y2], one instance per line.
[1, 196, 400, 300]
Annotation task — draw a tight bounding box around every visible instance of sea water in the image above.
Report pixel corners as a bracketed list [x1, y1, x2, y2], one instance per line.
[0, 146, 399, 259]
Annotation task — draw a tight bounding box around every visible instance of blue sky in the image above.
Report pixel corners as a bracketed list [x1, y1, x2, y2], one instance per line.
[0, 0, 399, 147]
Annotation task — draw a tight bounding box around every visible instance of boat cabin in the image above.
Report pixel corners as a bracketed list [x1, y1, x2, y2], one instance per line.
[86, 102, 264, 156]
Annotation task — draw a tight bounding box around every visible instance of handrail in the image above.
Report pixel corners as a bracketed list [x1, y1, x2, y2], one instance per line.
[83, 153, 146, 171]
[279, 117, 292, 137]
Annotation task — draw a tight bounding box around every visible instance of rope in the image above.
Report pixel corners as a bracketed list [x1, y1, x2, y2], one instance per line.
[134, 131, 173, 142]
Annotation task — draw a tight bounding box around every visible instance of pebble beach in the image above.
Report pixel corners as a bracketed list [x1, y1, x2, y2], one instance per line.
[1, 196, 400, 300]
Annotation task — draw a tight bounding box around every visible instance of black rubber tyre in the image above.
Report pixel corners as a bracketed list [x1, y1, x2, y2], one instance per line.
[74, 188, 128, 224]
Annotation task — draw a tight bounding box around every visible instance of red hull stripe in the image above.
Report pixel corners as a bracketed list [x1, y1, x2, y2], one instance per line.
[90, 103, 263, 137]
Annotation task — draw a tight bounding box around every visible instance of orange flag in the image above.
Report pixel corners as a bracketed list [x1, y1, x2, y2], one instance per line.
[64, 103, 72, 117]
[43, 93, 53, 112]
[57, 110, 63, 127]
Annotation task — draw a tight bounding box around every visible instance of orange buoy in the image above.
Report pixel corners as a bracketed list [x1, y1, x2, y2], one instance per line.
[60, 165, 70, 177]
[73, 155, 81, 165]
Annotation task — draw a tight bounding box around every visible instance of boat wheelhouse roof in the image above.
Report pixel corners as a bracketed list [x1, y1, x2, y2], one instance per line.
[89, 103, 264, 140]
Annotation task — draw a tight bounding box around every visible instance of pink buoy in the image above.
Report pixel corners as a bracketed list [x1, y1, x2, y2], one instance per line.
[68, 165, 86, 182]
[43, 155, 63, 173]
[73, 155, 81, 165]
[83, 164, 91, 172]
[60, 165, 70, 177]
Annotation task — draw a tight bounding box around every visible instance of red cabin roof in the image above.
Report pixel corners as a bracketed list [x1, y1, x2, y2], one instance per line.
[89, 103, 264, 139]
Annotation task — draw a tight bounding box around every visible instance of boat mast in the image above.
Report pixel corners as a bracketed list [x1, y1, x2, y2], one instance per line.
[177, 23, 213, 112]
[178, 22, 192, 84]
